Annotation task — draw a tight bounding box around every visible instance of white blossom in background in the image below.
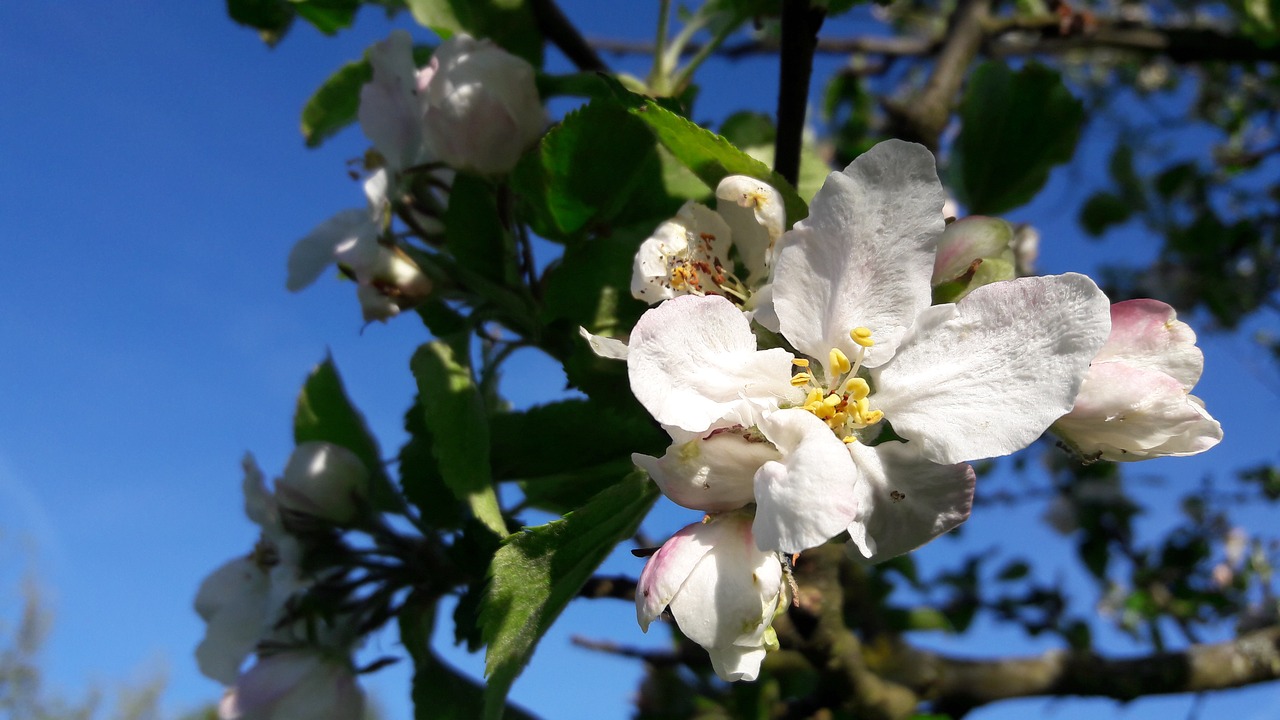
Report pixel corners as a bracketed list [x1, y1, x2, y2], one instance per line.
[358, 29, 430, 173]
[1052, 298, 1222, 461]
[637, 513, 785, 682]
[631, 175, 785, 304]
[275, 441, 370, 526]
[626, 140, 1112, 560]
[219, 650, 365, 720]
[419, 35, 545, 175]
[195, 456, 305, 685]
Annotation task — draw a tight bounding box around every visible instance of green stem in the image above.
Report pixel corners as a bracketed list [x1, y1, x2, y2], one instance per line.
[671, 16, 741, 93]
[647, 0, 672, 90]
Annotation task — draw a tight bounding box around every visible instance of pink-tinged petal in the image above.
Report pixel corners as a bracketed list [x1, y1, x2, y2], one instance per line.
[753, 409, 862, 554]
[1100, 299, 1203, 390]
[634, 430, 778, 512]
[773, 140, 945, 372]
[285, 210, 378, 292]
[1052, 363, 1222, 461]
[872, 273, 1111, 464]
[847, 442, 975, 563]
[628, 295, 800, 434]
[636, 522, 715, 630]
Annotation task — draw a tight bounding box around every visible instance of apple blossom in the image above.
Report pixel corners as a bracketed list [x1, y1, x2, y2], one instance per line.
[275, 442, 369, 526]
[195, 456, 305, 684]
[419, 35, 544, 175]
[631, 176, 785, 304]
[637, 513, 785, 681]
[220, 650, 365, 720]
[626, 140, 1111, 559]
[1051, 298, 1222, 461]
[358, 30, 429, 173]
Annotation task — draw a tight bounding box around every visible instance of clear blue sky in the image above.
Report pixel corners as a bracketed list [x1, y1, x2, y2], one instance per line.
[1, 2, 1278, 718]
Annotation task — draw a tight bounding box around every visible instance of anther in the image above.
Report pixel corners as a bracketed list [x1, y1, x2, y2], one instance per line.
[790, 373, 812, 387]
[829, 348, 852, 375]
[844, 377, 870, 400]
[851, 327, 875, 348]
[791, 358, 810, 368]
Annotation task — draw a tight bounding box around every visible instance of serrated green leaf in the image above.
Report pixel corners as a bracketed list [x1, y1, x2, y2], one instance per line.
[294, 356, 398, 511]
[540, 222, 652, 334]
[952, 62, 1084, 214]
[405, 0, 542, 65]
[480, 471, 659, 720]
[410, 338, 507, 536]
[444, 173, 513, 283]
[399, 399, 464, 529]
[512, 99, 663, 240]
[603, 77, 809, 225]
[301, 59, 371, 148]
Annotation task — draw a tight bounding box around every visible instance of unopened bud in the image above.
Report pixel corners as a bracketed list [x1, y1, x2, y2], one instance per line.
[276, 442, 369, 525]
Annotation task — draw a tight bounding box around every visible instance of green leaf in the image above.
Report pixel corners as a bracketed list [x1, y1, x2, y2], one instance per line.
[400, 594, 538, 720]
[410, 337, 507, 536]
[1079, 192, 1132, 236]
[444, 173, 513, 283]
[227, 0, 295, 45]
[604, 78, 809, 225]
[491, 398, 664, 480]
[480, 471, 659, 719]
[540, 222, 651, 333]
[291, 0, 359, 34]
[996, 560, 1031, 581]
[953, 62, 1084, 214]
[294, 356, 398, 511]
[399, 399, 464, 529]
[405, 0, 543, 65]
[512, 99, 663, 240]
[301, 59, 372, 148]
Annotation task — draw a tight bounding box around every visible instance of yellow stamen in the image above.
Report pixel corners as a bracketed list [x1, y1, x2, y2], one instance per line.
[863, 409, 884, 425]
[851, 327, 875, 348]
[829, 348, 852, 375]
[844, 377, 870, 400]
[842, 436, 858, 444]
[805, 389, 824, 406]
[790, 372, 812, 387]
[791, 358, 810, 368]
[823, 393, 842, 408]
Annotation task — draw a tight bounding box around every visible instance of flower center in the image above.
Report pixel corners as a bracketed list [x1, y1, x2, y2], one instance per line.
[654, 232, 752, 304]
[790, 327, 883, 444]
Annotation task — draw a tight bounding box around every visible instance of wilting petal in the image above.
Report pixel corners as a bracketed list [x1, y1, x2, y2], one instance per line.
[633, 429, 778, 512]
[715, 175, 784, 283]
[286, 210, 378, 292]
[846, 442, 975, 562]
[628, 295, 799, 433]
[752, 409, 862, 554]
[872, 273, 1111, 464]
[773, 140, 945, 372]
[1098, 299, 1203, 389]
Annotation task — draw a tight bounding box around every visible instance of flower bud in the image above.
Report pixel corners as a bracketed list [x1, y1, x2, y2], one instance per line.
[275, 442, 370, 525]
[931, 216, 1016, 302]
[1052, 299, 1222, 461]
[637, 513, 785, 682]
[220, 650, 365, 720]
[420, 35, 544, 175]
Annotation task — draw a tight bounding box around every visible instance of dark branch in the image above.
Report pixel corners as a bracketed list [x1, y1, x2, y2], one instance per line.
[885, 624, 1280, 716]
[532, 0, 608, 72]
[774, 0, 826, 186]
[578, 574, 637, 601]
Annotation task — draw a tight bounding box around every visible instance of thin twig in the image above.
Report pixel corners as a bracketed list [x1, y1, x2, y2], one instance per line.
[774, 0, 826, 186]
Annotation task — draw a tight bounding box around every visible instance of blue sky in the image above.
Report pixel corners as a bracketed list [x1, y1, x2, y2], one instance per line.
[1, 1, 1278, 718]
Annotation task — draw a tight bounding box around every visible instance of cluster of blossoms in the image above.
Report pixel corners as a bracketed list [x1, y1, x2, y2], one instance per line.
[194, 443, 370, 719]
[287, 30, 544, 323]
[592, 140, 1222, 680]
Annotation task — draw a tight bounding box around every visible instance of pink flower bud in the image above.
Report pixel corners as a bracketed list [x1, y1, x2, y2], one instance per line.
[637, 514, 785, 681]
[1052, 299, 1222, 461]
[420, 35, 545, 175]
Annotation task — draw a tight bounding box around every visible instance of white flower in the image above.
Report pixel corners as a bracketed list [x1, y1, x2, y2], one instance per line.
[637, 513, 784, 682]
[195, 456, 305, 684]
[1051, 298, 1222, 461]
[419, 35, 544, 175]
[358, 30, 430, 173]
[631, 176, 785, 304]
[628, 140, 1112, 559]
[275, 442, 370, 526]
[219, 650, 365, 720]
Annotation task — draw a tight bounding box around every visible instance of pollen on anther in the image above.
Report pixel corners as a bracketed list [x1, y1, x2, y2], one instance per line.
[851, 327, 875, 348]
[790, 373, 812, 387]
[829, 348, 852, 375]
[845, 377, 870, 399]
[842, 436, 857, 444]
[791, 358, 810, 368]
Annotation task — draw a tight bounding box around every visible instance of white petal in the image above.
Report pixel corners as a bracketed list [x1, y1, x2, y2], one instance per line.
[846, 441, 975, 563]
[358, 30, 426, 171]
[628, 295, 799, 434]
[578, 326, 629, 360]
[630, 220, 687, 303]
[752, 409, 862, 554]
[633, 430, 778, 512]
[708, 646, 768, 682]
[194, 557, 269, 685]
[1101, 299, 1203, 390]
[716, 175, 784, 283]
[772, 140, 945, 372]
[240, 453, 276, 529]
[286, 209, 378, 292]
[871, 273, 1111, 464]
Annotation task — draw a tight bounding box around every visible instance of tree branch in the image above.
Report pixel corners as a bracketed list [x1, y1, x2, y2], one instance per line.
[531, 0, 608, 72]
[774, 0, 826, 187]
[884, 624, 1280, 716]
[578, 574, 636, 601]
